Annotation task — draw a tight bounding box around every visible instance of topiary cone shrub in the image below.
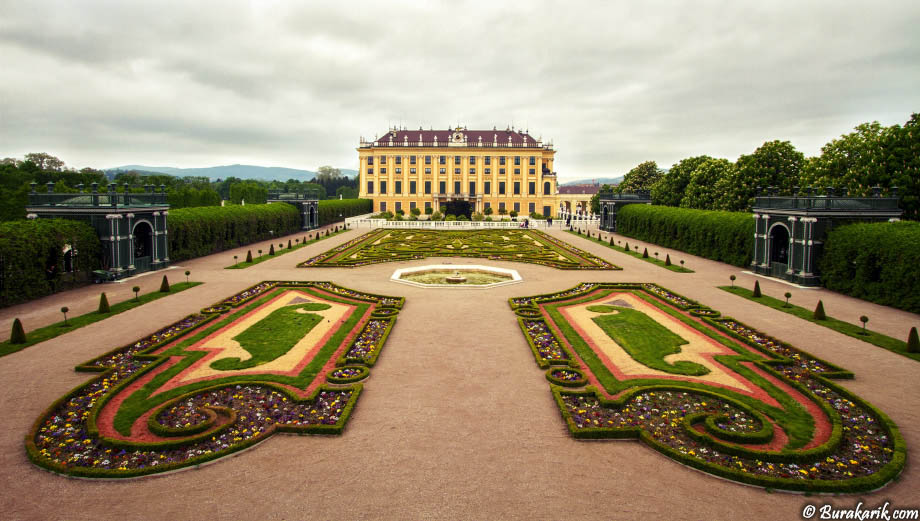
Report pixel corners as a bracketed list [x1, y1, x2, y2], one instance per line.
[908, 327, 919, 353]
[642, 248, 649, 259]
[609, 236, 614, 246]
[159, 275, 170, 293]
[98, 292, 111, 313]
[246, 250, 253, 263]
[325, 229, 330, 237]
[10, 318, 26, 344]
[814, 300, 826, 320]
[269, 244, 275, 256]
[752, 280, 762, 298]
[624, 242, 630, 252]
[665, 254, 671, 266]
[287, 239, 292, 249]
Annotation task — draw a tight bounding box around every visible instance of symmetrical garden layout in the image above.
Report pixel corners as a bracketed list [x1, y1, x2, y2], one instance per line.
[27, 282, 402, 478]
[511, 283, 905, 493]
[299, 229, 617, 270]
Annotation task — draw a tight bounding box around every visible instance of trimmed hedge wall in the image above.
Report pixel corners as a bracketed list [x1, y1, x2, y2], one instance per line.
[615, 205, 753, 267]
[820, 221, 920, 314]
[168, 204, 301, 261]
[0, 219, 101, 308]
[318, 198, 372, 225]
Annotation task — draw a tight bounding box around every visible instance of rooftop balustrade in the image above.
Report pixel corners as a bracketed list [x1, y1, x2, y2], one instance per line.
[27, 182, 169, 208]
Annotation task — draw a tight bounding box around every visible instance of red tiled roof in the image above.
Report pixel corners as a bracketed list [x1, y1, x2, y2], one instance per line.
[558, 185, 600, 195]
[372, 128, 538, 146]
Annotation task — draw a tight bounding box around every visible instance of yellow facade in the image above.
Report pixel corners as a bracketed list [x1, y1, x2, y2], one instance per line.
[357, 127, 558, 217]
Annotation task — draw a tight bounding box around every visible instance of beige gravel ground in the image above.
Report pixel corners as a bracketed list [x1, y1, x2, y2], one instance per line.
[0, 224, 918, 521]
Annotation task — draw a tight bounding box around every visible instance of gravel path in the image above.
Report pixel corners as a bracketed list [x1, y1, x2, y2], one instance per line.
[0, 224, 917, 521]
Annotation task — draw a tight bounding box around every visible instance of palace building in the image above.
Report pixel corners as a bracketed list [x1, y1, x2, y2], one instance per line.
[358, 126, 558, 217]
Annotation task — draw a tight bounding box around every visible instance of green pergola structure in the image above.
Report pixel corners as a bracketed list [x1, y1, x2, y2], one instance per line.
[267, 189, 321, 230]
[751, 186, 902, 286]
[26, 182, 170, 280]
[597, 189, 651, 232]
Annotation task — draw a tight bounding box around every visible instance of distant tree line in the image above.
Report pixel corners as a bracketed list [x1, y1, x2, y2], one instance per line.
[0, 156, 359, 222]
[594, 113, 919, 220]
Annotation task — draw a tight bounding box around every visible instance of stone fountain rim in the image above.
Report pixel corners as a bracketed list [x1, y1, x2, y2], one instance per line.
[390, 264, 523, 289]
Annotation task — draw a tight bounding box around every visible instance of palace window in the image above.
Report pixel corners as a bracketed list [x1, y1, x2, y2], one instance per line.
[424, 181, 431, 194]
[499, 182, 506, 195]
[380, 201, 386, 211]
[514, 202, 520, 212]
[410, 181, 417, 194]
[485, 168, 491, 175]
[367, 181, 373, 194]
[484, 156, 491, 165]
[410, 156, 416, 165]
[528, 202, 535, 213]
[367, 156, 374, 165]
[469, 156, 476, 165]
[395, 202, 402, 211]
[544, 181, 551, 194]
[454, 168, 460, 175]
[367, 168, 374, 175]
[499, 168, 506, 175]
[469, 181, 476, 195]
[395, 156, 402, 165]
[528, 182, 535, 195]
[499, 202, 506, 211]
[529, 156, 536, 166]
[529, 168, 535, 175]
[469, 168, 475, 175]
[410, 201, 416, 209]
[425, 155, 431, 165]
[380, 181, 387, 194]
[395, 168, 402, 174]
[380, 167, 387, 174]
[440, 168, 446, 174]
[454, 155, 461, 164]
[484, 181, 491, 194]
[395, 181, 402, 194]
[499, 157, 506, 165]
[425, 167, 431, 174]
[514, 156, 520, 166]
[454, 181, 461, 194]
[380, 156, 386, 164]
[513, 182, 520, 195]
[439, 156, 446, 165]
[514, 168, 520, 175]
[410, 168, 416, 174]
[439, 181, 446, 193]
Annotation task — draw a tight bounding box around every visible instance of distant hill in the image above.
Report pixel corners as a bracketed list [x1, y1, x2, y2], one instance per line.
[559, 176, 623, 187]
[104, 164, 358, 182]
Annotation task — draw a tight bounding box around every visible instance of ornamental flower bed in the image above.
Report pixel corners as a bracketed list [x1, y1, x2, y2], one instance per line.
[511, 283, 905, 493]
[298, 229, 619, 270]
[27, 282, 402, 478]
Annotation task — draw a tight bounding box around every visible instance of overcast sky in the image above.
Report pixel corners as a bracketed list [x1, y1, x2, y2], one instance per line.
[1, 1, 919, 180]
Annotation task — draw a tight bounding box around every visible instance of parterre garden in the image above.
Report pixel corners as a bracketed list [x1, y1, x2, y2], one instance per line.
[298, 229, 617, 270]
[27, 281, 402, 477]
[24, 229, 907, 494]
[510, 283, 905, 493]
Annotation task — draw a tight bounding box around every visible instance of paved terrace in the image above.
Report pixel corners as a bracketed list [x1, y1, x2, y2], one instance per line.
[0, 223, 917, 521]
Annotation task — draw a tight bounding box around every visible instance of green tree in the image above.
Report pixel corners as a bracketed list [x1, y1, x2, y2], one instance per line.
[616, 161, 663, 193]
[316, 166, 342, 182]
[651, 156, 711, 207]
[680, 158, 733, 210]
[335, 186, 358, 199]
[718, 141, 805, 211]
[24, 153, 65, 171]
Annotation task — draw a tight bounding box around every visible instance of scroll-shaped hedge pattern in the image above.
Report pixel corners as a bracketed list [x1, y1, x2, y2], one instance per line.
[26, 281, 403, 478]
[509, 283, 905, 493]
[299, 229, 618, 270]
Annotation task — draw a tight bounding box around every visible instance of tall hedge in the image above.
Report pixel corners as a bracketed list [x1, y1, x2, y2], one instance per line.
[168, 204, 300, 261]
[616, 205, 753, 267]
[318, 198, 372, 225]
[0, 219, 101, 308]
[820, 221, 920, 313]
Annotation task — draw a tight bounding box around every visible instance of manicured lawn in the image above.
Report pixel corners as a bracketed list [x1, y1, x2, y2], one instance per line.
[719, 285, 919, 362]
[0, 282, 202, 358]
[588, 305, 708, 376]
[566, 229, 694, 272]
[225, 227, 349, 269]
